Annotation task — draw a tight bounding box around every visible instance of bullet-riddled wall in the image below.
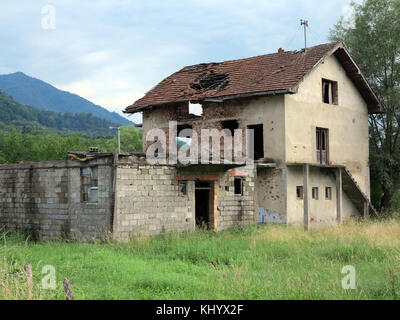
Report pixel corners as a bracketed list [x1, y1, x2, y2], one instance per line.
[141, 95, 286, 165]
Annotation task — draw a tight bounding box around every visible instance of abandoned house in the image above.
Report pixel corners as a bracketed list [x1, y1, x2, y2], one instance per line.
[0, 42, 383, 240]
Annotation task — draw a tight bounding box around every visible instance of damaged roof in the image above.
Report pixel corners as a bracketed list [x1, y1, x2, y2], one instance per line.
[125, 42, 382, 114]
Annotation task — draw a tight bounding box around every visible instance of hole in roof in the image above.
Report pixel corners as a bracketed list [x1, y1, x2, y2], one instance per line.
[190, 72, 229, 91]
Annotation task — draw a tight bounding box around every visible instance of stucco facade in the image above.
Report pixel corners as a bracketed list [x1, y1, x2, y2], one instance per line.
[138, 51, 375, 230]
[285, 55, 370, 196]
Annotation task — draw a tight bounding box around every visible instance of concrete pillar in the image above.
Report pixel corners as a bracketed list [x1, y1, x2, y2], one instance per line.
[303, 164, 310, 230]
[364, 201, 369, 218]
[336, 168, 343, 224]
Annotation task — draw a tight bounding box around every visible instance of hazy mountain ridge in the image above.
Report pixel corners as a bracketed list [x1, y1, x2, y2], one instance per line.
[0, 72, 133, 126]
[0, 90, 127, 136]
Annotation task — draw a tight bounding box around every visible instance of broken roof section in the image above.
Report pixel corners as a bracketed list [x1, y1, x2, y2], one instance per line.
[125, 42, 383, 114]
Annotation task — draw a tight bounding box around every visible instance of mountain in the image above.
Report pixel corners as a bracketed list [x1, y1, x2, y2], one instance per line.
[0, 90, 127, 136]
[0, 72, 133, 126]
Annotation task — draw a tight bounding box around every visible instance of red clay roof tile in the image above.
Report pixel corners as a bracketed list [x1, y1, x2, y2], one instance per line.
[125, 42, 382, 114]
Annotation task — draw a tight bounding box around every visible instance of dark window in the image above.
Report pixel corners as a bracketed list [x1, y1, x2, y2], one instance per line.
[177, 124, 192, 138]
[221, 120, 239, 136]
[312, 187, 319, 200]
[178, 181, 187, 196]
[234, 177, 243, 195]
[325, 187, 332, 200]
[153, 140, 165, 158]
[316, 127, 329, 165]
[296, 186, 304, 200]
[322, 79, 338, 105]
[247, 124, 264, 160]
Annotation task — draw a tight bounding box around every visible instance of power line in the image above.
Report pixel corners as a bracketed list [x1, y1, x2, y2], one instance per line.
[308, 26, 328, 46]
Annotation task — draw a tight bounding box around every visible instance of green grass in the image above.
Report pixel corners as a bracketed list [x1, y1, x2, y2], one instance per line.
[1, 219, 400, 300]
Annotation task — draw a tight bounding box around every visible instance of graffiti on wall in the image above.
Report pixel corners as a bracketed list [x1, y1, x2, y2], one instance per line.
[258, 207, 285, 224]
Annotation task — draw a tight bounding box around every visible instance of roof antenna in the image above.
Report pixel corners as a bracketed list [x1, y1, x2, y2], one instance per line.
[300, 19, 309, 52]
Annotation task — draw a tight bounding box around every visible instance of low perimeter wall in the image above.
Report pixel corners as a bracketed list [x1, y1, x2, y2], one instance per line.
[0, 154, 258, 241]
[0, 158, 114, 240]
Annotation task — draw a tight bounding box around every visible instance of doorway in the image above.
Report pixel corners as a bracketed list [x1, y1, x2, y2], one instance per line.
[247, 124, 264, 160]
[316, 127, 329, 165]
[195, 180, 213, 228]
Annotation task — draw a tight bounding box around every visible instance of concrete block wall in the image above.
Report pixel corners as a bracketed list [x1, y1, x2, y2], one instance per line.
[113, 156, 258, 240]
[113, 155, 195, 240]
[217, 167, 257, 230]
[0, 158, 113, 240]
[0, 153, 258, 241]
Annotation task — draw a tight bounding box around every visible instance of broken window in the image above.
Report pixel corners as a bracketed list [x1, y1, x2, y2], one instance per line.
[322, 79, 338, 105]
[178, 181, 188, 196]
[296, 186, 304, 200]
[221, 120, 239, 136]
[177, 124, 192, 138]
[153, 140, 165, 158]
[80, 166, 98, 203]
[325, 187, 332, 200]
[234, 177, 243, 195]
[312, 187, 319, 200]
[247, 124, 264, 161]
[177, 124, 192, 153]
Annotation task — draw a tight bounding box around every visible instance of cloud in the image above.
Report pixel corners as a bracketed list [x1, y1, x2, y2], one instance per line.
[0, 0, 360, 124]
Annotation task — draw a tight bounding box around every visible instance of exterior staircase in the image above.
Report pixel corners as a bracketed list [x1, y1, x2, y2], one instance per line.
[341, 167, 377, 216]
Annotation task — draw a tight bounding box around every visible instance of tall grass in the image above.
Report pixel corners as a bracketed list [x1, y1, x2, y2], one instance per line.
[1, 219, 400, 300]
[0, 232, 63, 299]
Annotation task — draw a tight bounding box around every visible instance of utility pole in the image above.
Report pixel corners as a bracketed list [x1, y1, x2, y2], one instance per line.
[300, 19, 309, 51]
[109, 126, 121, 154]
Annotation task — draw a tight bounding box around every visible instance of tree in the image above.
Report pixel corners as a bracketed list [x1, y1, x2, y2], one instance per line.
[330, 0, 400, 211]
[0, 126, 143, 164]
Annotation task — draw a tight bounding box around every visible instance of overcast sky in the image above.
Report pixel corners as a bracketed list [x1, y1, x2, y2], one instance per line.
[0, 0, 358, 123]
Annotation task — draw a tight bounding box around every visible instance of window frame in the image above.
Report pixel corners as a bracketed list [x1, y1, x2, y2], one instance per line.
[296, 186, 304, 200]
[80, 166, 98, 203]
[325, 186, 332, 200]
[322, 79, 338, 105]
[312, 187, 319, 200]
